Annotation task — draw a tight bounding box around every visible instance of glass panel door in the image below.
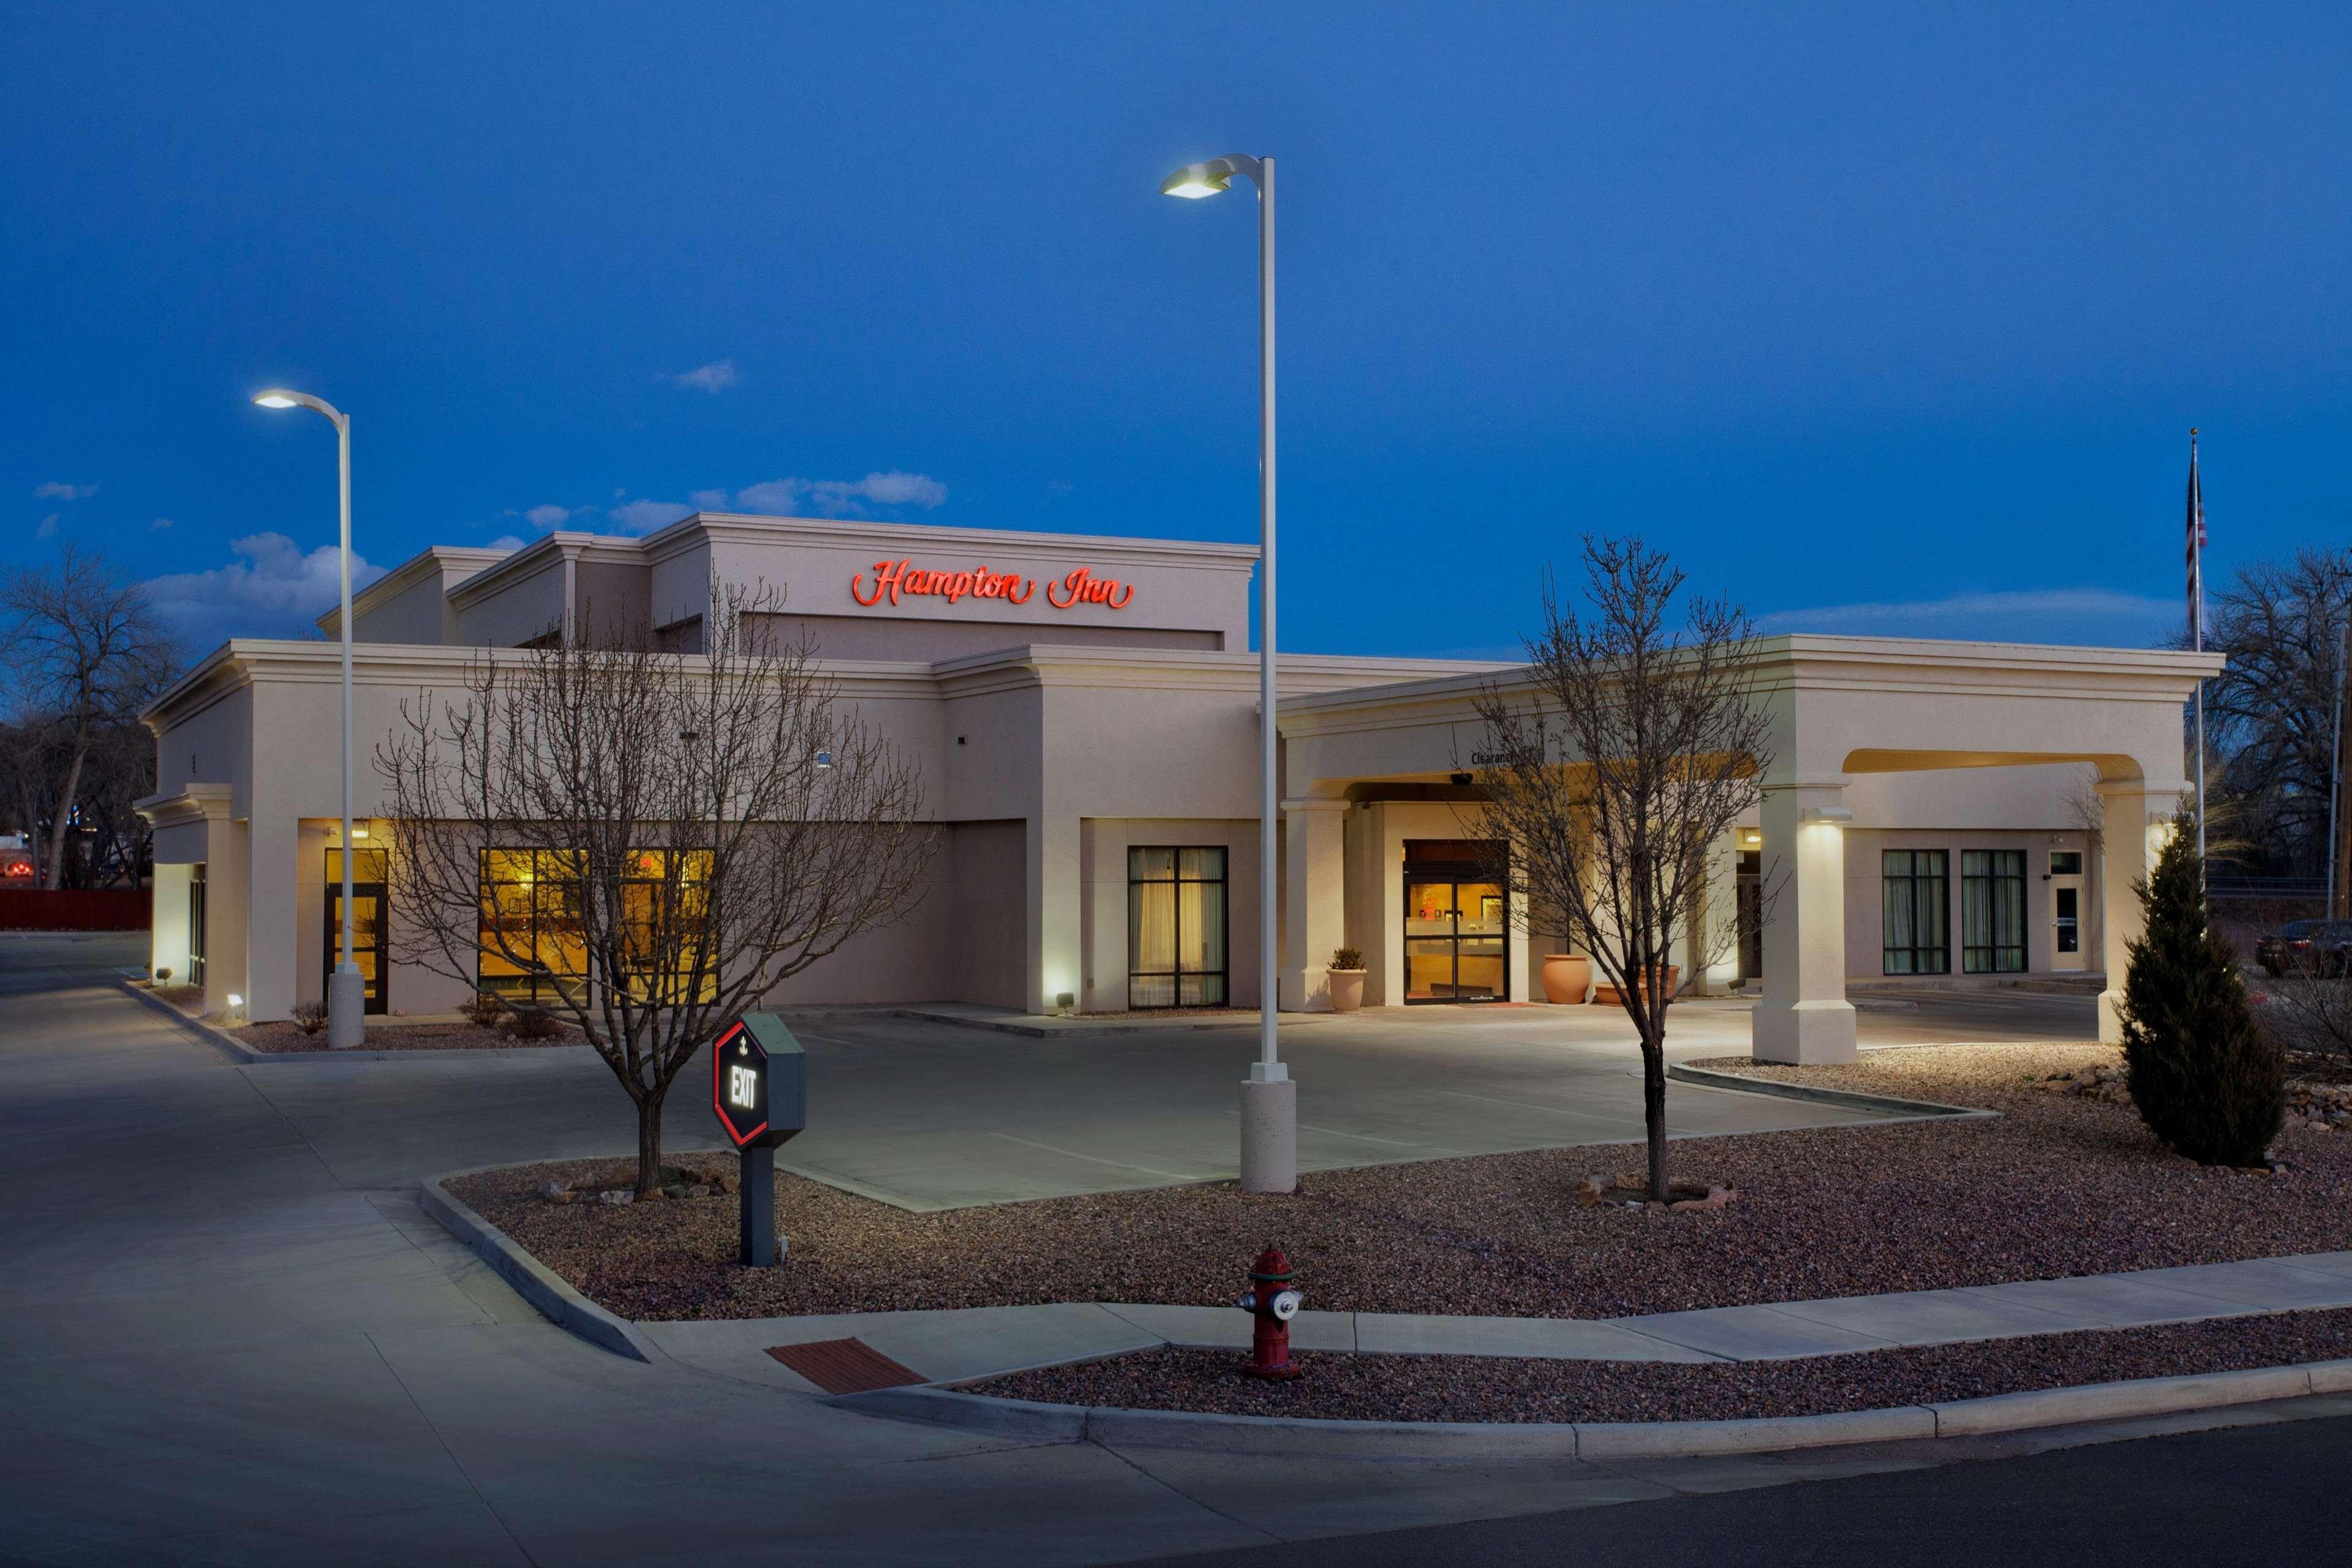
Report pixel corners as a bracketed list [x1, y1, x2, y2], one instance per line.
[1401, 842, 1510, 1003]
[326, 848, 389, 1013]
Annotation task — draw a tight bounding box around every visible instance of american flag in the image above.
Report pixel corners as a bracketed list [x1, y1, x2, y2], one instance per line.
[2185, 428, 2206, 652]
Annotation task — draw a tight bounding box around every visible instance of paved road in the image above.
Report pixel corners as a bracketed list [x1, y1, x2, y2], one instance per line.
[1126, 1412, 2352, 1567]
[4, 932, 2200, 1568]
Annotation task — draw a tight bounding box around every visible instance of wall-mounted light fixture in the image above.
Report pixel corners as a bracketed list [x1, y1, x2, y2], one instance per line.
[1798, 805, 1855, 827]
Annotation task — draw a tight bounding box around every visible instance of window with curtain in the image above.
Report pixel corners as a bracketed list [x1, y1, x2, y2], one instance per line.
[1882, 849, 1950, 974]
[1962, 849, 2027, 973]
[1128, 845, 1228, 1008]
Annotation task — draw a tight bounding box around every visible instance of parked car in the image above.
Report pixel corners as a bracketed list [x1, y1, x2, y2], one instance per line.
[2255, 919, 2352, 978]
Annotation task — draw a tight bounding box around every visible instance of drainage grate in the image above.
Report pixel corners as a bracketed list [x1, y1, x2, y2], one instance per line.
[764, 1337, 925, 1394]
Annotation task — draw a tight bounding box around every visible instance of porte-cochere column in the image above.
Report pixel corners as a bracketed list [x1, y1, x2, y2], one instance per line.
[1751, 780, 1858, 1064]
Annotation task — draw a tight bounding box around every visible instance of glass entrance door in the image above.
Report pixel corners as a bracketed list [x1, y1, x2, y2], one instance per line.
[325, 848, 389, 1014]
[1403, 840, 1508, 1003]
[2049, 850, 2087, 972]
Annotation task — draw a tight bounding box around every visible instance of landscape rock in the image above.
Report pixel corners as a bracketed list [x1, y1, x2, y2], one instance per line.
[597, 1189, 633, 1206]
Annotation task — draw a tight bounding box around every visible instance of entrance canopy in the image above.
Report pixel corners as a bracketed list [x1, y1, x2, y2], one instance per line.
[1277, 635, 2220, 1058]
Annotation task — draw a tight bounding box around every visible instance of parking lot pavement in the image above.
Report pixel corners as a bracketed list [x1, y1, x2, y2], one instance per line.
[0, 935, 2152, 1568]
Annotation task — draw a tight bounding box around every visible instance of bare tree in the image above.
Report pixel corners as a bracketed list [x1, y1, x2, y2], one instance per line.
[379, 580, 934, 1194]
[1467, 537, 1773, 1202]
[2197, 548, 2351, 879]
[0, 545, 178, 889]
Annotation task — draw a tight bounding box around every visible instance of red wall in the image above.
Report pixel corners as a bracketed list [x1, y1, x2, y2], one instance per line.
[0, 890, 151, 930]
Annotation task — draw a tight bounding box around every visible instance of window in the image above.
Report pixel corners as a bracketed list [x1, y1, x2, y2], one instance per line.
[478, 850, 587, 1003]
[2049, 851, 2083, 876]
[1963, 850, 2027, 973]
[1882, 850, 1950, 975]
[478, 848, 716, 1005]
[187, 862, 207, 988]
[1129, 846, 1228, 1008]
[616, 848, 716, 1006]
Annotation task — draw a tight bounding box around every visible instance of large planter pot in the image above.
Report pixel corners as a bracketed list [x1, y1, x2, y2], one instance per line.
[1593, 964, 1681, 1007]
[1542, 952, 1593, 1005]
[1327, 968, 1366, 1012]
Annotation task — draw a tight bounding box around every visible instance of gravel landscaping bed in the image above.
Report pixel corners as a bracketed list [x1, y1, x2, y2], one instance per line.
[233, 1019, 582, 1052]
[447, 1043, 2352, 1323]
[970, 1310, 2352, 1425]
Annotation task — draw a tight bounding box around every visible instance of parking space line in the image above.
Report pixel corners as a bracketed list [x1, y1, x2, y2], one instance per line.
[986, 1133, 1207, 1181]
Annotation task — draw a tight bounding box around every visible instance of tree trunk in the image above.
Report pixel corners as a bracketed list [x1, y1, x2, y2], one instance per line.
[635, 1091, 665, 1195]
[1641, 1035, 1668, 1201]
[43, 735, 88, 892]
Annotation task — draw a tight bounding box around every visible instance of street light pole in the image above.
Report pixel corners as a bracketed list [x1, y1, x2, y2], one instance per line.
[253, 388, 364, 1049]
[1163, 153, 1295, 1193]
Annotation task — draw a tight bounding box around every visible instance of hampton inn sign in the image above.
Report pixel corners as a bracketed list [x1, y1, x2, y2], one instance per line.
[140, 507, 2214, 1069]
[852, 557, 1137, 610]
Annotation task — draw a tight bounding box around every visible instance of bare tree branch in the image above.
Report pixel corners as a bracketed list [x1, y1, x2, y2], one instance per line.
[377, 577, 935, 1193]
[1463, 536, 1773, 1202]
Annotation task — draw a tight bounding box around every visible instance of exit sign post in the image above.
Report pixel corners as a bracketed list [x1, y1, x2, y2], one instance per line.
[710, 1012, 806, 1266]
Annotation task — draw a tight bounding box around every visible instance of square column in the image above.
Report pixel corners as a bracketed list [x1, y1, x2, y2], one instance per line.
[1280, 798, 1349, 1012]
[1751, 784, 1857, 1064]
[204, 820, 251, 1020]
[2097, 781, 2186, 1044]
[1028, 811, 1082, 1014]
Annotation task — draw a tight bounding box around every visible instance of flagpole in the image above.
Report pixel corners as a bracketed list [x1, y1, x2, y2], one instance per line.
[2190, 428, 2207, 895]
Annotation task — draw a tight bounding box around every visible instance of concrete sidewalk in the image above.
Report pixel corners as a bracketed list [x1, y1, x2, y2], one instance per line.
[636, 1250, 2352, 1393]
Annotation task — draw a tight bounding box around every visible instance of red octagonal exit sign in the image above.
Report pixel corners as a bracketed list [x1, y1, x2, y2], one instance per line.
[710, 1013, 806, 1150]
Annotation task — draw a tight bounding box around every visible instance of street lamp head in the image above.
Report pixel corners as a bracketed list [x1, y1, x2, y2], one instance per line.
[251, 388, 345, 423]
[1160, 153, 1264, 200]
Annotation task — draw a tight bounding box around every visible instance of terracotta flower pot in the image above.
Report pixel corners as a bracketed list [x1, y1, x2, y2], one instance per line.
[1327, 968, 1366, 1012]
[1542, 952, 1593, 1005]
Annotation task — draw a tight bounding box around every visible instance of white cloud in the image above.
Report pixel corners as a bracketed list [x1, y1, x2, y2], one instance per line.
[669, 359, 740, 393]
[729, 472, 948, 519]
[687, 489, 731, 511]
[142, 532, 388, 643]
[1759, 589, 2181, 648]
[608, 499, 695, 534]
[35, 513, 59, 539]
[484, 535, 527, 553]
[149, 516, 172, 531]
[523, 503, 578, 530]
[32, 481, 97, 501]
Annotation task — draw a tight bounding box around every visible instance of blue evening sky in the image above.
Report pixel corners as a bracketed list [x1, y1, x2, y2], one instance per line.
[4, 2, 2346, 657]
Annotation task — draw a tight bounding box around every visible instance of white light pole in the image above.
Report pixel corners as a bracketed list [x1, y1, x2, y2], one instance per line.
[1163, 153, 1295, 1193]
[253, 388, 364, 1049]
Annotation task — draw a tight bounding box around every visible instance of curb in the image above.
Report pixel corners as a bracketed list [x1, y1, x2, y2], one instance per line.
[834, 1357, 2352, 1459]
[419, 1167, 662, 1364]
[1667, 1061, 1999, 1121]
[116, 978, 268, 1063]
[115, 979, 590, 1064]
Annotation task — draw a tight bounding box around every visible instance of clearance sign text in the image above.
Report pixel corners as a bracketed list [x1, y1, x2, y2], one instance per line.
[850, 558, 1136, 611]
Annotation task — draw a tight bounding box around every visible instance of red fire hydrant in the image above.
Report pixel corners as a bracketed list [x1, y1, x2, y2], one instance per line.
[1237, 1246, 1304, 1379]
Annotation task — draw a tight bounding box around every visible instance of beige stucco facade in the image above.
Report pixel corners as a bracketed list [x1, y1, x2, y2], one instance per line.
[140, 512, 2218, 1061]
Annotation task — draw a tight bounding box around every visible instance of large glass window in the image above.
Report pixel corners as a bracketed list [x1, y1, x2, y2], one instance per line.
[478, 849, 587, 1003]
[1128, 846, 1228, 1008]
[477, 848, 716, 1005]
[1963, 849, 2027, 973]
[1882, 850, 1950, 975]
[616, 848, 717, 1006]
